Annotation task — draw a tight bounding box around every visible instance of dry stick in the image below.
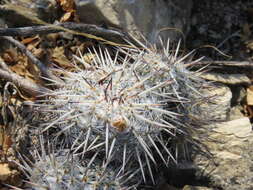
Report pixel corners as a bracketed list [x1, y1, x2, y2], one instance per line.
[1, 36, 63, 86]
[0, 22, 133, 44]
[202, 61, 253, 67]
[186, 60, 253, 68]
[0, 60, 11, 72]
[0, 66, 49, 96]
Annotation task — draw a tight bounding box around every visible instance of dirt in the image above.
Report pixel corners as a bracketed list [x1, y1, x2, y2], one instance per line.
[188, 0, 253, 61]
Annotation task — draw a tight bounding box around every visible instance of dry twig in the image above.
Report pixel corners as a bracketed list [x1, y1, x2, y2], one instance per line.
[187, 60, 253, 68]
[1, 36, 63, 86]
[0, 22, 133, 44]
[0, 61, 49, 96]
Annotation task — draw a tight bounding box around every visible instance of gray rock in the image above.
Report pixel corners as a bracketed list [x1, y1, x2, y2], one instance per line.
[229, 105, 244, 120]
[2, 0, 60, 26]
[200, 84, 232, 121]
[194, 117, 253, 190]
[212, 117, 252, 138]
[200, 73, 251, 85]
[75, 0, 192, 43]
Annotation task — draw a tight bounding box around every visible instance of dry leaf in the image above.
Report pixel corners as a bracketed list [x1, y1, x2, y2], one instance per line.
[57, 0, 77, 22]
[0, 126, 13, 154]
[21, 35, 39, 45]
[10, 56, 34, 79]
[26, 38, 41, 51]
[46, 33, 60, 42]
[0, 163, 12, 181]
[32, 48, 44, 58]
[57, 0, 75, 12]
[0, 162, 21, 186]
[2, 48, 19, 64]
[52, 46, 71, 67]
[60, 11, 73, 22]
[0, 133, 12, 153]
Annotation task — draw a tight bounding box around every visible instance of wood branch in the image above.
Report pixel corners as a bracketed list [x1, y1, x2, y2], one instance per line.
[0, 68, 50, 96]
[0, 22, 133, 44]
[0, 60, 11, 72]
[187, 61, 253, 68]
[1, 36, 63, 86]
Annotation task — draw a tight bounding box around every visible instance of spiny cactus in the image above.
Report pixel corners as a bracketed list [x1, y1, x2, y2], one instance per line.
[122, 38, 215, 156]
[123, 38, 214, 123]
[18, 136, 139, 190]
[33, 38, 213, 184]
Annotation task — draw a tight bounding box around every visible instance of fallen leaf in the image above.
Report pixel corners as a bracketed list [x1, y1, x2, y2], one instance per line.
[57, 0, 78, 22]
[0, 125, 13, 156]
[26, 39, 41, 51]
[10, 56, 34, 80]
[57, 0, 75, 12]
[21, 35, 39, 45]
[2, 48, 19, 64]
[46, 33, 60, 42]
[0, 162, 21, 186]
[60, 11, 74, 22]
[52, 46, 71, 68]
[32, 48, 44, 59]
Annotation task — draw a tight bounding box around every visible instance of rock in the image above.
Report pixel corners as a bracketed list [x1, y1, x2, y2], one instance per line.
[229, 105, 244, 120]
[194, 117, 253, 190]
[246, 86, 253, 106]
[200, 84, 232, 121]
[33, 0, 61, 22]
[74, 0, 192, 43]
[1, 0, 60, 27]
[200, 73, 251, 85]
[213, 117, 252, 138]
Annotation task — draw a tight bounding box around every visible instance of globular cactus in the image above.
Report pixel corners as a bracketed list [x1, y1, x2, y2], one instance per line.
[18, 137, 139, 190]
[34, 38, 214, 184]
[123, 38, 215, 126]
[122, 38, 215, 156]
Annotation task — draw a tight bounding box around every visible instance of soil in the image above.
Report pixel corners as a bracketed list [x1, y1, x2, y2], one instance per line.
[188, 0, 253, 61]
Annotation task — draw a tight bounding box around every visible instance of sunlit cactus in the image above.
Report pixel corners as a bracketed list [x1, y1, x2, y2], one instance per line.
[33, 38, 214, 184]
[18, 136, 139, 190]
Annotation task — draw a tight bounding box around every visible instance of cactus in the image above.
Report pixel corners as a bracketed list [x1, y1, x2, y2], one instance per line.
[33, 38, 214, 184]
[18, 136, 139, 190]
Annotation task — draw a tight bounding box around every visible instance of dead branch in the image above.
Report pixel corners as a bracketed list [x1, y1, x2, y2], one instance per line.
[0, 66, 50, 96]
[1, 36, 63, 86]
[0, 60, 11, 72]
[0, 22, 133, 44]
[187, 60, 253, 68]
